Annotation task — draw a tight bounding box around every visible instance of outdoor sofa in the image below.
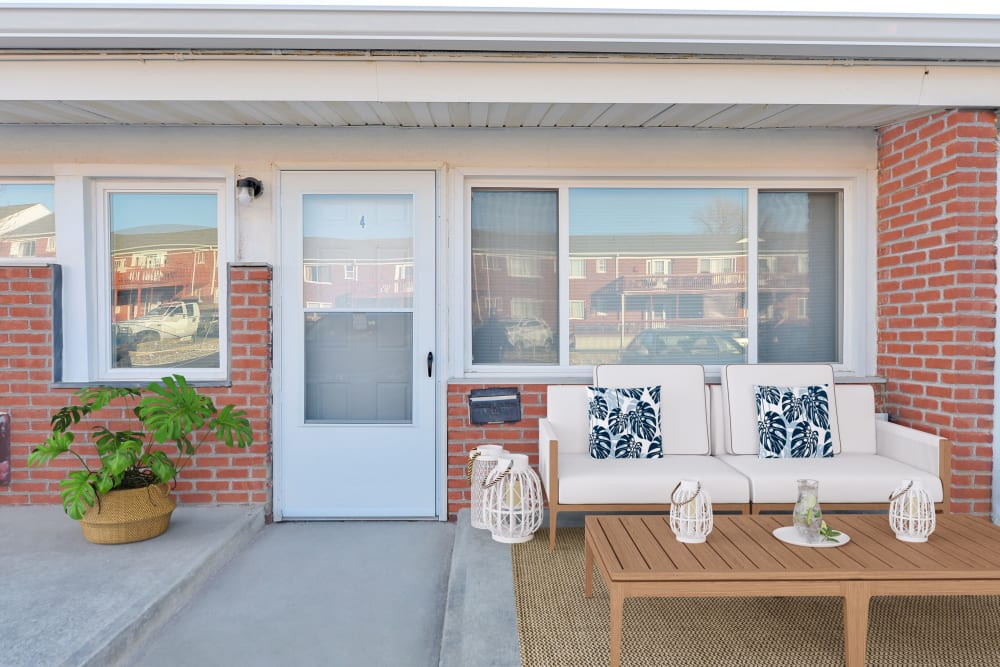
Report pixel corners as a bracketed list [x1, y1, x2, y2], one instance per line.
[538, 363, 951, 549]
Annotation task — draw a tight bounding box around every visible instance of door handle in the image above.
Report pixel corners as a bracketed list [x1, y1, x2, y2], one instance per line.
[427, 351, 434, 377]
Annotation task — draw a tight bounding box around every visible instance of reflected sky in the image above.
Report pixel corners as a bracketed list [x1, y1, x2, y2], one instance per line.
[0, 184, 54, 210]
[110, 193, 217, 232]
[570, 188, 746, 235]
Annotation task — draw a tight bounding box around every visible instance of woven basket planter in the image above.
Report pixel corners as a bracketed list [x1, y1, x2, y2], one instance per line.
[79, 483, 176, 545]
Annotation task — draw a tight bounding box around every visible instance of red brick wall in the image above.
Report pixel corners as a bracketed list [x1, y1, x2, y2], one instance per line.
[0, 263, 273, 518]
[446, 383, 547, 521]
[877, 109, 999, 514]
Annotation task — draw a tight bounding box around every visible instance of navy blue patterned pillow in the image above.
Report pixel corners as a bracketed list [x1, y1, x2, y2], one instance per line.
[755, 384, 833, 459]
[587, 386, 662, 459]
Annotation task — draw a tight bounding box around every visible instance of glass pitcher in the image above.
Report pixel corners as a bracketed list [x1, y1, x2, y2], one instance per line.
[792, 478, 822, 543]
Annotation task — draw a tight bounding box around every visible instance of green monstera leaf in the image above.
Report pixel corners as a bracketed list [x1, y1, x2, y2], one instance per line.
[60, 470, 99, 520]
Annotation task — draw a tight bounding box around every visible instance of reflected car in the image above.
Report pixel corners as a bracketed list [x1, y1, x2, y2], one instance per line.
[619, 329, 747, 364]
[505, 318, 554, 349]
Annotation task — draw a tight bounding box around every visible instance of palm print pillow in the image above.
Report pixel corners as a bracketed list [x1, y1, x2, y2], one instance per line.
[587, 386, 663, 459]
[755, 384, 833, 459]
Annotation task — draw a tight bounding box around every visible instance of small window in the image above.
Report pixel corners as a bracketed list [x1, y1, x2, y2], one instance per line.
[569, 300, 585, 319]
[0, 182, 56, 259]
[596, 258, 608, 274]
[304, 264, 333, 284]
[96, 181, 227, 380]
[569, 258, 586, 278]
[646, 259, 670, 275]
[344, 262, 358, 280]
[509, 256, 542, 278]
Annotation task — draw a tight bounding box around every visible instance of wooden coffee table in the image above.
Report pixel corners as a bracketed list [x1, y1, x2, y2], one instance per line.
[584, 514, 1000, 667]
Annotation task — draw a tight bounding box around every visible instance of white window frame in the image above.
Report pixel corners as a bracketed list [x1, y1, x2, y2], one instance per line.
[456, 171, 870, 379]
[89, 176, 231, 382]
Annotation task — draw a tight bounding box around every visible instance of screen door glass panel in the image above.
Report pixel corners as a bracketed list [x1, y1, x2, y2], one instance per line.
[302, 193, 415, 424]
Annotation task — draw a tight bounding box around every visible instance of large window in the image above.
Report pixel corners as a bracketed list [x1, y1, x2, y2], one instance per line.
[96, 182, 227, 379]
[0, 182, 56, 259]
[469, 184, 843, 371]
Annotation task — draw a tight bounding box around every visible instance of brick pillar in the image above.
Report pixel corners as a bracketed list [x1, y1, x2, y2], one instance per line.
[0, 263, 273, 518]
[877, 110, 999, 514]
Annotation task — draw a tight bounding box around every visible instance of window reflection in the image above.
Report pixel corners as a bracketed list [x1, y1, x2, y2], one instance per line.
[568, 188, 749, 367]
[110, 193, 220, 369]
[0, 184, 56, 259]
[470, 190, 558, 365]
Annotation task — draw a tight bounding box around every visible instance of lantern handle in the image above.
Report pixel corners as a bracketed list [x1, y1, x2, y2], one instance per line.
[482, 460, 514, 489]
[466, 450, 481, 483]
[888, 480, 913, 502]
[670, 481, 701, 506]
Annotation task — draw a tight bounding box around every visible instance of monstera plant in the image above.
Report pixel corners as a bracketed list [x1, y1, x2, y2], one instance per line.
[28, 374, 252, 542]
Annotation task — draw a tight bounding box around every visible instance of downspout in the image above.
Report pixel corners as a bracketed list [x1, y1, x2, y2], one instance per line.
[993, 128, 1000, 525]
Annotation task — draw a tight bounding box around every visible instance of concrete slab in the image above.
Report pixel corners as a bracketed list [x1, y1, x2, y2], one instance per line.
[439, 511, 520, 667]
[130, 520, 457, 667]
[0, 505, 264, 667]
[1, 506, 525, 667]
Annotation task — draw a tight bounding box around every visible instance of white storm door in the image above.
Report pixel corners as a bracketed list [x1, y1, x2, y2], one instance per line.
[279, 171, 437, 518]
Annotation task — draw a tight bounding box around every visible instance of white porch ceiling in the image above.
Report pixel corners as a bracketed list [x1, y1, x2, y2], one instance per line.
[0, 100, 945, 129]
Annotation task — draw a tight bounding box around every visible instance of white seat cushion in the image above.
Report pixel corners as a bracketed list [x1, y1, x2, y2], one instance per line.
[717, 453, 944, 504]
[557, 453, 751, 505]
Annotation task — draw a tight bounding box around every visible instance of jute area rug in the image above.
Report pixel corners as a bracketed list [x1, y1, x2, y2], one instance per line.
[513, 528, 1000, 667]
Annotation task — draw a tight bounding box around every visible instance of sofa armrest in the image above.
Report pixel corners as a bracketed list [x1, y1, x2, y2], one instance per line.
[876, 421, 952, 508]
[875, 420, 941, 474]
[538, 417, 559, 497]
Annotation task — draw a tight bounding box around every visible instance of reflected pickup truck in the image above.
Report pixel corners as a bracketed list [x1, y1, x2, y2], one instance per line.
[116, 301, 201, 343]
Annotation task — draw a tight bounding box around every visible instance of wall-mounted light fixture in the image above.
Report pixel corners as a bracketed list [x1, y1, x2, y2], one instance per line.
[236, 177, 263, 205]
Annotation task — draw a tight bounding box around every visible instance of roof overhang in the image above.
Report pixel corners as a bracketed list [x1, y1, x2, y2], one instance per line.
[0, 5, 997, 130]
[2, 5, 1000, 60]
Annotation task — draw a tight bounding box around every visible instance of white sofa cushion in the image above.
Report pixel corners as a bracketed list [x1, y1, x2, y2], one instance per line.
[557, 453, 751, 505]
[834, 385, 878, 455]
[545, 385, 591, 455]
[594, 364, 710, 455]
[722, 364, 842, 455]
[717, 453, 944, 504]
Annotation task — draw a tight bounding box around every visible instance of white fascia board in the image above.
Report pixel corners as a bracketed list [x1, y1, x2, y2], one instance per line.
[1, 7, 1000, 60]
[2, 58, 1000, 107]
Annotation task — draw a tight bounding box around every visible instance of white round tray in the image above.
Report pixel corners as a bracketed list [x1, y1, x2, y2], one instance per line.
[772, 526, 850, 548]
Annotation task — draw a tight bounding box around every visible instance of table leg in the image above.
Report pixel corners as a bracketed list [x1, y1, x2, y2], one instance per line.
[584, 537, 593, 598]
[843, 582, 871, 667]
[609, 585, 624, 667]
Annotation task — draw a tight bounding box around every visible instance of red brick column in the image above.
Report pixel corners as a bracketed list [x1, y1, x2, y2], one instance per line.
[0, 263, 273, 518]
[446, 383, 547, 521]
[877, 110, 998, 514]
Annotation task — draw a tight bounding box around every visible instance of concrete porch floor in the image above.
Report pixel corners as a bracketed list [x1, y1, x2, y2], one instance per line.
[0, 506, 520, 667]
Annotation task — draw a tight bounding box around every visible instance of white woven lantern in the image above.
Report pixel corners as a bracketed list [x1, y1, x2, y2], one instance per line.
[482, 454, 543, 544]
[889, 479, 936, 543]
[467, 445, 508, 529]
[669, 479, 713, 544]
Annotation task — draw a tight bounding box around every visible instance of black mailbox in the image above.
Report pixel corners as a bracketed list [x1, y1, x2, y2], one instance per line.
[468, 387, 521, 424]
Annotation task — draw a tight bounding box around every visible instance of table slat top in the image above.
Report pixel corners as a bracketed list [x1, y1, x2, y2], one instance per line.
[585, 515, 1000, 583]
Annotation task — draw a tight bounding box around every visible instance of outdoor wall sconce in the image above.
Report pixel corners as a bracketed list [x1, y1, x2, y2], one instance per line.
[236, 177, 263, 204]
